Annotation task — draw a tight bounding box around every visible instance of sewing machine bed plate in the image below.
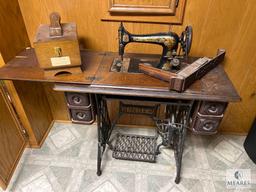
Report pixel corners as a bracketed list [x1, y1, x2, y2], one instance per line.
[0, 49, 240, 102]
[110, 57, 189, 73]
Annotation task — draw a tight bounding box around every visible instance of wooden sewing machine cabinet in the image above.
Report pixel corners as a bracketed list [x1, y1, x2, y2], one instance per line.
[0, 48, 240, 185]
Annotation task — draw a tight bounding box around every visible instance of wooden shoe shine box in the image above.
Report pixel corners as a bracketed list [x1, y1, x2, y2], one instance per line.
[33, 13, 81, 75]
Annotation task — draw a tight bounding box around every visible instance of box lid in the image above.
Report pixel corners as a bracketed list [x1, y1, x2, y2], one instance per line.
[34, 23, 77, 43]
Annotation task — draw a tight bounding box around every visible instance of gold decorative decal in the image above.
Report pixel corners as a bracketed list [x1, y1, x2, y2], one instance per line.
[122, 34, 129, 42]
[132, 36, 175, 49]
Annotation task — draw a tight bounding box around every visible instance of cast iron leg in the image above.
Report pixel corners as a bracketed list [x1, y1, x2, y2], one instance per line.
[95, 94, 102, 176]
[95, 94, 112, 176]
[155, 101, 193, 184]
[97, 143, 102, 176]
[174, 126, 187, 184]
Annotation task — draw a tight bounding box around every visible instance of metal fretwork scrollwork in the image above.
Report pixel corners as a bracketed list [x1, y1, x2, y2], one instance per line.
[95, 95, 194, 184]
[154, 101, 194, 184]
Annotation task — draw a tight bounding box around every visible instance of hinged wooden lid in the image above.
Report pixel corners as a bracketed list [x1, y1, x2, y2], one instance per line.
[34, 12, 78, 43]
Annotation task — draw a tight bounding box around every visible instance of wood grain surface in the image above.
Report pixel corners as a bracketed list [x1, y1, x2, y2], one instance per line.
[0, 0, 55, 148]
[0, 0, 253, 133]
[108, 0, 177, 15]
[0, 0, 30, 62]
[103, 0, 186, 24]
[34, 23, 81, 70]
[1, 54, 41, 147]
[0, 85, 26, 190]
[18, 0, 170, 54]
[0, 50, 240, 102]
[0, 49, 103, 84]
[172, 0, 256, 133]
[13, 81, 53, 146]
[43, 83, 70, 121]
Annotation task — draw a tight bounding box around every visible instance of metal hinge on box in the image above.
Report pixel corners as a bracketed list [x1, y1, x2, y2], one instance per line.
[0, 81, 29, 140]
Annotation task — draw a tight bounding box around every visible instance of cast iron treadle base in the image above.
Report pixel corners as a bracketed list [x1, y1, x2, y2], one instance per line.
[112, 133, 157, 163]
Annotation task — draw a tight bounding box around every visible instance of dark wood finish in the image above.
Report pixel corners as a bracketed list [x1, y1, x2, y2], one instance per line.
[198, 101, 227, 116]
[190, 101, 228, 135]
[0, 85, 26, 190]
[0, 49, 103, 84]
[69, 107, 95, 124]
[93, 53, 170, 91]
[139, 49, 226, 92]
[66, 92, 90, 107]
[53, 50, 239, 132]
[172, 50, 225, 92]
[17, 0, 256, 133]
[0, 49, 240, 134]
[109, 0, 177, 15]
[65, 92, 95, 124]
[0, 48, 102, 129]
[139, 63, 178, 82]
[92, 52, 240, 102]
[0, 0, 252, 189]
[191, 114, 223, 135]
[43, 66, 82, 77]
[102, 0, 187, 24]
[54, 83, 239, 102]
[0, 49, 240, 102]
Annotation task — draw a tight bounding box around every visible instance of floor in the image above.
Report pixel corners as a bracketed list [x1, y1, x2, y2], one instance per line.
[1, 122, 256, 192]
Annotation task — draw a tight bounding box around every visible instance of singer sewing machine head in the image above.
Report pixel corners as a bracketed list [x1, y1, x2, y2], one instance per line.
[118, 23, 192, 71]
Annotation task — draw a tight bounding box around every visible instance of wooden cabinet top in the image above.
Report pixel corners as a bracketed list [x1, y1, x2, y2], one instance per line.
[0, 49, 240, 102]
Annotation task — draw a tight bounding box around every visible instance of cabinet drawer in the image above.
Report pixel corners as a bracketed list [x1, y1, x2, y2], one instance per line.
[65, 92, 90, 107]
[198, 101, 227, 116]
[191, 115, 222, 135]
[70, 108, 95, 124]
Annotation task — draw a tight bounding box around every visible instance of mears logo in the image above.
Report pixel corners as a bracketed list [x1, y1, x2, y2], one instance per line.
[226, 169, 251, 189]
[234, 171, 242, 180]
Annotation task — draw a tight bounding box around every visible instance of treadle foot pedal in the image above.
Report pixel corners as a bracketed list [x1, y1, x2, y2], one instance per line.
[112, 133, 157, 163]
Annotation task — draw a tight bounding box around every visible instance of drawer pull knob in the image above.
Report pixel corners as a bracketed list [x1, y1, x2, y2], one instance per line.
[72, 96, 82, 104]
[208, 105, 218, 113]
[203, 122, 213, 131]
[76, 112, 86, 120]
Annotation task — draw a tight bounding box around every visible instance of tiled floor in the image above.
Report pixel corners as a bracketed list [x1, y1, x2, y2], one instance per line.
[1, 122, 256, 192]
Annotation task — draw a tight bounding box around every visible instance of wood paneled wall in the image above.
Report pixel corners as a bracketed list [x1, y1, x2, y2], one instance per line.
[0, 0, 30, 62]
[17, 0, 256, 133]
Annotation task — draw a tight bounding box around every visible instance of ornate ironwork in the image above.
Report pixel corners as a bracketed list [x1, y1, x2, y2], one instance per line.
[95, 95, 194, 184]
[119, 101, 159, 117]
[95, 94, 113, 176]
[154, 100, 194, 183]
[112, 133, 157, 162]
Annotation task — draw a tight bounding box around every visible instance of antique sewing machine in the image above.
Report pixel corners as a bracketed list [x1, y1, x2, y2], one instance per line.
[113, 22, 192, 72]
